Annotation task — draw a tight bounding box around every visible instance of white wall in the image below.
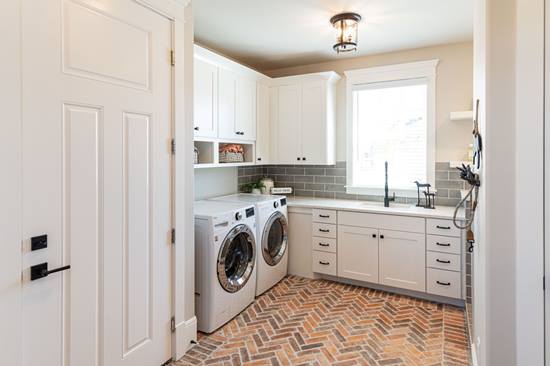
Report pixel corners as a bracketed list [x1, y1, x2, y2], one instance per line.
[515, 0, 544, 364]
[0, 1, 22, 365]
[265, 42, 474, 162]
[473, 0, 545, 365]
[194, 168, 238, 200]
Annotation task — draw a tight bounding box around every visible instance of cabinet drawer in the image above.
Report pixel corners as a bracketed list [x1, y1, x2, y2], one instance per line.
[427, 268, 461, 299]
[312, 222, 337, 238]
[427, 235, 461, 255]
[312, 209, 337, 224]
[338, 211, 425, 234]
[427, 251, 461, 272]
[312, 236, 337, 253]
[312, 251, 337, 276]
[426, 218, 460, 237]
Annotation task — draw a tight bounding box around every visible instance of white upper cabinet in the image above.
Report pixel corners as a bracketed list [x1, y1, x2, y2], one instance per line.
[217, 68, 237, 139]
[256, 83, 270, 163]
[235, 77, 256, 140]
[270, 72, 340, 165]
[193, 58, 218, 138]
[194, 45, 263, 143]
[274, 83, 302, 164]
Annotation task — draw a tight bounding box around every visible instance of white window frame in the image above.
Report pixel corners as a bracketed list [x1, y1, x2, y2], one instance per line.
[344, 59, 439, 197]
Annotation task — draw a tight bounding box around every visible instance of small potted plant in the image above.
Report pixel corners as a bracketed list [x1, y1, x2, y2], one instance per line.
[242, 181, 265, 195]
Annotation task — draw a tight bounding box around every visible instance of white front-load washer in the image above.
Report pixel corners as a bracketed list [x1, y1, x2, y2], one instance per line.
[210, 194, 288, 296]
[194, 200, 257, 333]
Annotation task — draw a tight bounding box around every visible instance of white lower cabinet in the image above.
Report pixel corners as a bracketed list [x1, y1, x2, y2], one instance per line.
[379, 230, 426, 292]
[312, 251, 337, 276]
[337, 225, 379, 283]
[427, 268, 461, 298]
[288, 205, 464, 302]
[287, 208, 314, 278]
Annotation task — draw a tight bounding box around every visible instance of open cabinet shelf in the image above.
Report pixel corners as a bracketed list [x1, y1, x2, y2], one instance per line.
[194, 139, 256, 168]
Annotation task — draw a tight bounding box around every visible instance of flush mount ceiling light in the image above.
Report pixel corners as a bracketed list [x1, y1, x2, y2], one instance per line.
[330, 12, 362, 54]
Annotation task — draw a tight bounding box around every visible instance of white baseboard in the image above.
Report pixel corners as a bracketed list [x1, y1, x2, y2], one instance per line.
[471, 342, 479, 366]
[172, 316, 197, 361]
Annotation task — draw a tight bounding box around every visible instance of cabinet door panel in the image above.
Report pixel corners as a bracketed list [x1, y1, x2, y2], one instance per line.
[379, 230, 425, 291]
[236, 78, 256, 140]
[301, 81, 326, 164]
[287, 210, 314, 278]
[256, 83, 270, 163]
[218, 68, 237, 139]
[194, 58, 218, 137]
[337, 225, 379, 283]
[276, 84, 301, 164]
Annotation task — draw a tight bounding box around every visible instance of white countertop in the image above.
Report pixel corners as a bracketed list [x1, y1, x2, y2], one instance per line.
[287, 196, 465, 220]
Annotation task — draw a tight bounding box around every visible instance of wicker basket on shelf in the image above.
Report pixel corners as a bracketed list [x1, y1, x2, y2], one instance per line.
[219, 144, 244, 163]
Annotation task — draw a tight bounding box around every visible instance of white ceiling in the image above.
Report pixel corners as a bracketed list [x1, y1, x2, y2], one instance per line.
[194, 0, 473, 71]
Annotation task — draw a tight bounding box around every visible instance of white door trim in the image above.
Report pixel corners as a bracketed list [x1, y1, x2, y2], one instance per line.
[171, 0, 197, 360]
[0, 1, 22, 365]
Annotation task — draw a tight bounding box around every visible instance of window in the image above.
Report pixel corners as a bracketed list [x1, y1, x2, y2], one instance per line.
[345, 60, 438, 196]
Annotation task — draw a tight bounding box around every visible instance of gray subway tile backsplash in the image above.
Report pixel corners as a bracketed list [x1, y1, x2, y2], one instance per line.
[237, 161, 462, 207]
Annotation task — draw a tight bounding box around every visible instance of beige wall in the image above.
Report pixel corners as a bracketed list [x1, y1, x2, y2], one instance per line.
[264, 41, 473, 162]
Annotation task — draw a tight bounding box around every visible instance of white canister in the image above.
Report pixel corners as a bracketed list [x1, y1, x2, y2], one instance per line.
[260, 178, 274, 195]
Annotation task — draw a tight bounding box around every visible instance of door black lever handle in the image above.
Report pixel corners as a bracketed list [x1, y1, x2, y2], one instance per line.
[30, 262, 71, 281]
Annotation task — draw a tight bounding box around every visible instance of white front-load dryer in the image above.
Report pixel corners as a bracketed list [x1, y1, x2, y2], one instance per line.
[209, 194, 288, 296]
[194, 200, 257, 333]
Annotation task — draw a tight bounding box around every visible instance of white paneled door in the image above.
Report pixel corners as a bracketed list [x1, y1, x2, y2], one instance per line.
[21, 1, 173, 366]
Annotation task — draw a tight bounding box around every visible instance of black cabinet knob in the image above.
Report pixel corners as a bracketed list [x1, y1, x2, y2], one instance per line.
[297, 157, 301, 161]
[372, 234, 377, 238]
[302, 157, 306, 161]
[194, 126, 199, 131]
[380, 235, 384, 239]
[257, 157, 262, 161]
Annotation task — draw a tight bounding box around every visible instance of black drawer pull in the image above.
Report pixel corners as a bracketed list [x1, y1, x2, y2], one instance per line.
[319, 261, 330, 265]
[436, 242, 451, 247]
[318, 243, 330, 247]
[319, 229, 330, 233]
[436, 281, 451, 286]
[436, 259, 451, 264]
[319, 215, 330, 218]
[436, 225, 451, 230]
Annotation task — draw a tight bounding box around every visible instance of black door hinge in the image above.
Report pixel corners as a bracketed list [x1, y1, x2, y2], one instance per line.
[171, 316, 176, 333]
[171, 139, 175, 155]
[170, 50, 175, 66]
[544, 276, 546, 290]
[171, 228, 175, 244]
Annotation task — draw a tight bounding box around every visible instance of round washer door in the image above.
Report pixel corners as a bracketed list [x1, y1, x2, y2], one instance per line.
[262, 211, 288, 266]
[217, 224, 256, 293]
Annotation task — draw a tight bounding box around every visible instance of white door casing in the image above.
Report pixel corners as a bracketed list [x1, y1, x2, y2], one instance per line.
[21, 1, 173, 365]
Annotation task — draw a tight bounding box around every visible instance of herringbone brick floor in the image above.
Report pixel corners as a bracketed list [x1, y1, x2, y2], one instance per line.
[174, 276, 470, 366]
